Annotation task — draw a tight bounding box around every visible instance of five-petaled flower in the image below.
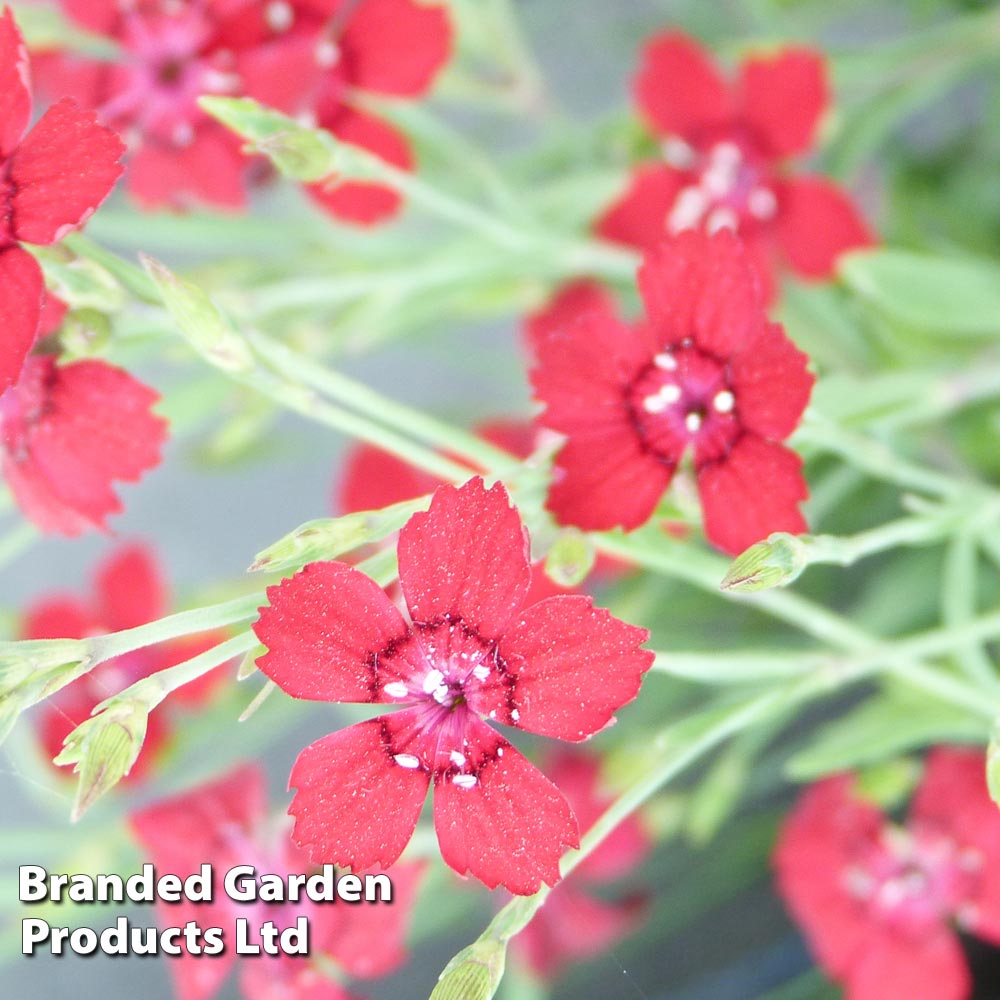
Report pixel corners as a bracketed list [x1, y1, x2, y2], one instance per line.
[0, 6, 124, 392]
[512, 750, 651, 979]
[23, 543, 228, 776]
[254, 476, 653, 895]
[0, 355, 168, 534]
[34, 0, 451, 220]
[597, 30, 874, 299]
[131, 762, 423, 1000]
[775, 748, 1000, 1000]
[530, 229, 813, 556]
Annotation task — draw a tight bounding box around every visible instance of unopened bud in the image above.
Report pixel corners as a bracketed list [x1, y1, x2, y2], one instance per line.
[544, 529, 595, 588]
[720, 533, 809, 593]
[429, 939, 507, 1000]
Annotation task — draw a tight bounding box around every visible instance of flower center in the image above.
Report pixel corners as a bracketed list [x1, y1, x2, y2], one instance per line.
[627, 345, 740, 467]
[663, 139, 777, 236]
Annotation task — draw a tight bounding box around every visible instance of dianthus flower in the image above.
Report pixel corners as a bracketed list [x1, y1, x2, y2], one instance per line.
[775, 748, 1000, 1000]
[35, 0, 451, 220]
[512, 750, 651, 979]
[23, 543, 228, 776]
[131, 763, 423, 1000]
[0, 355, 167, 534]
[254, 477, 653, 894]
[0, 7, 123, 391]
[530, 229, 813, 555]
[597, 31, 873, 299]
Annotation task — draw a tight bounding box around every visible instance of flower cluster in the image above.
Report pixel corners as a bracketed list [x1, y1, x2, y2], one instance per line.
[34, 0, 452, 218]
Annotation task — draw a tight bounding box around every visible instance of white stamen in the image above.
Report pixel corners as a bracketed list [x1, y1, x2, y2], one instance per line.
[265, 0, 294, 31]
[497, 747, 504, 756]
[659, 384, 681, 405]
[748, 186, 778, 220]
[685, 411, 703, 433]
[654, 352, 677, 370]
[510, 708, 520, 722]
[449, 750, 466, 767]
[315, 40, 340, 68]
[667, 186, 708, 233]
[706, 207, 739, 234]
[453, 774, 478, 789]
[384, 681, 408, 699]
[713, 390, 735, 413]
[661, 136, 696, 169]
[393, 754, 421, 769]
[643, 393, 669, 414]
[472, 664, 490, 682]
[422, 669, 445, 695]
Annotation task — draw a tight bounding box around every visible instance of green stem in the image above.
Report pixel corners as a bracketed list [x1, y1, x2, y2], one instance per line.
[942, 533, 997, 688]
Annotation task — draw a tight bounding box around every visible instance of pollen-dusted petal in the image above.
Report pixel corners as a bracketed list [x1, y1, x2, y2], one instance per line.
[773, 775, 885, 979]
[737, 49, 828, 160]
[0, 246, 43, 393]
[0, 357, 167, 535]
[774, 175, 875, 280]
[492, 596, 652, 741]
[730, 321, 813, 440]
[342, 0, 452, 97]
[289, 716, 429, 871]
[337, 442, 442, 515]
[96, 543, 167, 633]
[523, 279, 620, 355]
[849, 928, 968, 1000]
[633, 31, 731, 140]
[546, 429, 673, 532]
[255, 561, 409, 702]
[637, 230, 763, 357]
[398, 477, 531, 639]
[595, 162, 688, 255]
[433, 716, 578, 894]
[308, 108, 411, 225]
[8, 98, 124, 246]
[0, 8, 31, 157]
[696, 435, 808, 555]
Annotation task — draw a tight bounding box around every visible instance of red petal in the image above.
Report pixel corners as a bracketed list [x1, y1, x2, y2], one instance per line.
[0, 357, 167, 535]
[637, 229, 764, 358]
[397, 477, 531, 639]
[289, 715, 429, 870]
[476, 419, 538, 461]
[773, 775, 885, 978]
[775, 175, 875, 279]
[95, 543, 167, 632]
[127, 128, 247, 211]
[433, 716, 578, 893]
[30, 51, 117, 111]
[307, 109, 410, 225]
[8, 98, 124, 245]
[633, 31, 731, 139]
[21, 596, 94, 640]
[341, 0, 452, 97]
[848, 927, 969, 1000]
[38, 292, 68, 337]
[489, 596, 651, 740]
[0, 246, 43, 393]
[729, 321, 813, 440]
[61, 0, 123, 35]
[0, 8, 31, 157]
[595, 162, 688, 254]
[737, 49, 827, 159]
[697, 435, 808, 555]
[546, 428, 673, 532]
[236, 33, 328, 115]
[239, 965, 355, 1000]
[315, 862, 424, 978]
[523, 279, 619, 355]
[255, 560, 409, 702]
[336, 442, 441, 515]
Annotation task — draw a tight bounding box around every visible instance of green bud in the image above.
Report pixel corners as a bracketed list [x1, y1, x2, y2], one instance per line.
[59, 309, 112, 358]
[544, 529, 595, 588]
[429, 940, 507, 1000]
[720, 533, 809, 593]
[55, 698, 149, 821]
[141, 254, 255, 373]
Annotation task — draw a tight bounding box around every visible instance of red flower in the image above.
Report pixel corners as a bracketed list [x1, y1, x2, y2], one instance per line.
[35, 0, 451, 220]
[596, 31, 874, 298]
[254, 477, 653, 894]
[131, 762, 423, 1000]
[512, 750, 651, 979]
[0, 7, 123, 392]
[23, 543, 228, 776]
[0, 355, 167, 534]
[775, 748, 1000, 1000]
[531, 230, 813, 555]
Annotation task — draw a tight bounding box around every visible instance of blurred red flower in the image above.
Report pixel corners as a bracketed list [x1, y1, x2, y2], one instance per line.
[775, 748, 1000, 1000]
[254, 477, 653, 894]
[597, 31, 874, 299]
[530, 230, 813, 555]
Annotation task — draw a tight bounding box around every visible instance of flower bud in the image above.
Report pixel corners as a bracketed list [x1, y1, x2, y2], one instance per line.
[544, 528, 596, 588]
[720, 532, 810, 593]
[429, 939, 507, 1000]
